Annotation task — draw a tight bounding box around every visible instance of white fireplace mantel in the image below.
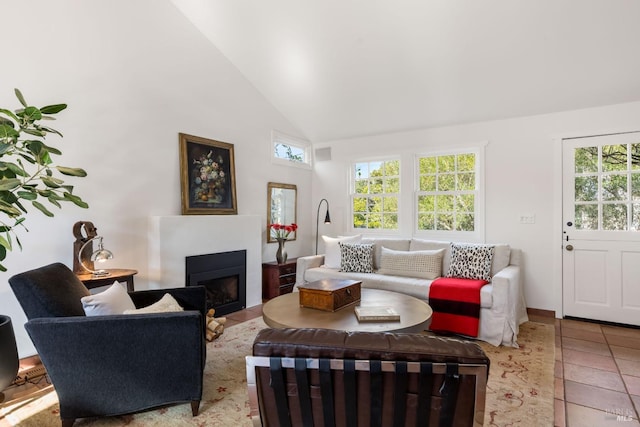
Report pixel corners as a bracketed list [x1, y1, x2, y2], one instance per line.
[147, 215, 262, 309]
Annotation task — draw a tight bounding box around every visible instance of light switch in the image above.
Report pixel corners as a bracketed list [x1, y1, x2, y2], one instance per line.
[519, 214, 535, 224]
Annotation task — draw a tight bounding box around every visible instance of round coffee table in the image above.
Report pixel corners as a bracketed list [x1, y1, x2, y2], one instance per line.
[262, 288, 432, 333]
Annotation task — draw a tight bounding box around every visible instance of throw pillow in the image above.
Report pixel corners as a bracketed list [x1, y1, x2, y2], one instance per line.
[123, 293, 184, 314]
[338, 242, 374, 273]
[446, 243, 495, 281]
[322, 235, 362, 269]
[378, 247, 444, 279]
[81, 281, 136, 316]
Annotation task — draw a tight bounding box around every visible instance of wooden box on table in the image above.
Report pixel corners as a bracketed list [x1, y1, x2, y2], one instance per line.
[298, 279, 361, 312]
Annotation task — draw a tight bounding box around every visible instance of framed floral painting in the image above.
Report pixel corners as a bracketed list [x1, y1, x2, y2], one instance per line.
[179, 133, 237, 215]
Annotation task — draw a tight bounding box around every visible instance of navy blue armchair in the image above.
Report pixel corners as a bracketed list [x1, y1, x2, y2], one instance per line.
[9, 263, 206, 427]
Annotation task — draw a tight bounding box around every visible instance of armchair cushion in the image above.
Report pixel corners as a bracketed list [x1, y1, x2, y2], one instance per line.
[123, 293, 183, 314]
[81, 282, 135, 316]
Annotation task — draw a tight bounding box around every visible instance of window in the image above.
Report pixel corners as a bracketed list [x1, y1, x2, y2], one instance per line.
[351, 159, 400, 230]
[271, 131, 311, 169]
[415, 150, 482, 236]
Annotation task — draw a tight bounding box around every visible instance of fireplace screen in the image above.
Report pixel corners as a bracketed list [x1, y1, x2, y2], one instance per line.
[185, 250, 246, 316]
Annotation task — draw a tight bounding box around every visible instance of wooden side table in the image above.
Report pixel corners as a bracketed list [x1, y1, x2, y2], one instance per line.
[262, 258, 297, 300]
[76, 269, 138, 292]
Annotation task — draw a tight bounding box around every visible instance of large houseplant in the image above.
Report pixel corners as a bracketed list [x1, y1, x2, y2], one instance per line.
[0, 88, 88, 271]
[0, 89, 88, 389]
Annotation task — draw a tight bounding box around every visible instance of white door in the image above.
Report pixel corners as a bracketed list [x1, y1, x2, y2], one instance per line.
[562, 132, 640, 325]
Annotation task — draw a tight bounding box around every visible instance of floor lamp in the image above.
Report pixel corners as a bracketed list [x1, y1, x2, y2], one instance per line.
[315, 198, 331, 254]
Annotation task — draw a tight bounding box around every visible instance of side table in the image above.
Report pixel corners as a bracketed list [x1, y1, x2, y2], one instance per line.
[76, 269, 138, 292]
[262, 258, 297, 300]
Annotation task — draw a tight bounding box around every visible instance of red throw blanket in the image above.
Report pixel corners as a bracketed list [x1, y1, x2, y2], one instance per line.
[428, 277, 489, 337]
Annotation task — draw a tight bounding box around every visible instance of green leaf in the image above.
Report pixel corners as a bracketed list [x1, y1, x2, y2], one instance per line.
[47, 197, 61, 208]
[14, 89, 27, 108]
[0, 108, 19, 122]
[64, 193, 89, 209]
[39, 104, 67, 114]
[0, 124, 19, 139]
[22, 106, 42, 122]
[16, 190, 37, 201]
[0, 144, 12, 155]
[57, 166, 87, 177]
[41, 177, 61, 188]
[0, 201, 22, 216]
[0, 234, 12, 251]
[0, 178, 21, 191]
[40, 143, 61, 156]
[22, 128, 46, 137]
[6, 163, 28, 177]
[32, 200, 54, 217]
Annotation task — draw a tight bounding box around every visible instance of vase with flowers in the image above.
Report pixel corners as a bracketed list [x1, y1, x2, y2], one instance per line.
[270, 223, 298, 264]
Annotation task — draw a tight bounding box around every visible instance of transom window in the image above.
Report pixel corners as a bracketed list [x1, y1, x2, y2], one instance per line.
[416, 151, 478, 233]
[351, 159, 400, 230]
[271, 130, 311, 169]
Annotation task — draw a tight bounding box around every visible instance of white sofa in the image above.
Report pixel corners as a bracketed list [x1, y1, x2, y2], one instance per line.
[295, 237, 528, 347]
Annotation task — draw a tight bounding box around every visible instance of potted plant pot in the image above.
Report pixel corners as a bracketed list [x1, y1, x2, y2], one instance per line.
[0, 315, 19, 393]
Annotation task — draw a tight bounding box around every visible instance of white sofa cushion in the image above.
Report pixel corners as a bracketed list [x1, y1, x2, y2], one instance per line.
[322, 235, 361, 268]
[409, 239, 452, 272]
[339, 242, 374, 273]
[491, 244, 511, 276]
[378, 247, 444, 279]
[362, 238, 411, 269]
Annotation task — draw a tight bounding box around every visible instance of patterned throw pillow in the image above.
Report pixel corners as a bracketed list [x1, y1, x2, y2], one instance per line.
[446, 243, 495, 281]
[339, 242, 374, 273]
[378, 247, 444, 279]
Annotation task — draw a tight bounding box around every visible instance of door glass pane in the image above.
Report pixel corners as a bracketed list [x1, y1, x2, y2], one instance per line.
[632, 173, 640, 201]
[575, 204, 598, 230]
[602, 204, 628, 230]
[602, 145, 627, 172]
[575, 147, 598, 173]
[575, 176, 598, 202]
[602, 175, 627, 201]
[632, 143, 640, 170]
[633, 204, 640, 231]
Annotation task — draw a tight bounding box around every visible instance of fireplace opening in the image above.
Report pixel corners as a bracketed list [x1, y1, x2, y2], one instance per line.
[185, 250, 246, 316]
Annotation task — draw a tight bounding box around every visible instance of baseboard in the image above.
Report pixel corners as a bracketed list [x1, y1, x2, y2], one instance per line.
[527, 307, 555, 318]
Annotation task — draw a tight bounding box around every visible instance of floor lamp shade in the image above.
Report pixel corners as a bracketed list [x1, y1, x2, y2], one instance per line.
[315, 199, 331, 255]
[0, 315, 19, 393]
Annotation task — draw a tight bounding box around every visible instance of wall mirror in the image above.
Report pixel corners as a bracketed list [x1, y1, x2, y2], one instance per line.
[267, 182, 297, 243]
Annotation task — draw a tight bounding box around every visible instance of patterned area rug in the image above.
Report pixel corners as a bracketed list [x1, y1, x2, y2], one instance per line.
[0, 319, 554, 426]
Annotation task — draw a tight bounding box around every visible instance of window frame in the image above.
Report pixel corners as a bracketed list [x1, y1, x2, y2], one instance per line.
[413, 145, 486, 242]
[349, 156, 402, 234]
[271, 130, 312, 169]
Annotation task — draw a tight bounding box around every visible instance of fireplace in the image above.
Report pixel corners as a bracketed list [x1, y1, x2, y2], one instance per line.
[185, 250, 246, 316]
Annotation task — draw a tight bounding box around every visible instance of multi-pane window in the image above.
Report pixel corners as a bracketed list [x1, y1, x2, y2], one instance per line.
[574, 143, 640, 231]
[416, 152, 477, 232]
[351, 160, 400, 230]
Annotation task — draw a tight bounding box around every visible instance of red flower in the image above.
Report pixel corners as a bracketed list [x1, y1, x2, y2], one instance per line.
[270, 223, 298, 240]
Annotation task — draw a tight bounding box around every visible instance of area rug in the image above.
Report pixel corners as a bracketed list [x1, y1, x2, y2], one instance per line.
[0, 319, 554, 426]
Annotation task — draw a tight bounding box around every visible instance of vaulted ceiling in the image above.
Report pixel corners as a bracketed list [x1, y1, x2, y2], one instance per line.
[172, 0, 640, 142]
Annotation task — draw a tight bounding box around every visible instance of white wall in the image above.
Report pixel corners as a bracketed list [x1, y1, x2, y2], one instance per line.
[312, 101, 640, 316]
[1, 0, 311, 357]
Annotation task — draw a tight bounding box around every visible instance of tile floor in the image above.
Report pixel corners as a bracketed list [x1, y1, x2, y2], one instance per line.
[529, 313, 640, 427]
[3, 306, 640, 427]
